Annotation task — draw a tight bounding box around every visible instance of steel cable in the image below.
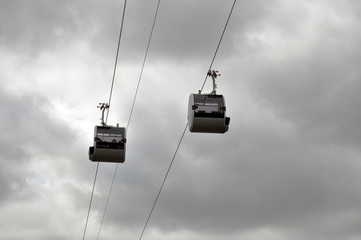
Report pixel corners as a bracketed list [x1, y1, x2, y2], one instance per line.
[106, 0, 128, 123]
[96, 0, 162, 238]
[82, 162, 100, 240]
[138, 1, 237, 239]
[83, 1, 127, 239]
[200, 0, 237, 93]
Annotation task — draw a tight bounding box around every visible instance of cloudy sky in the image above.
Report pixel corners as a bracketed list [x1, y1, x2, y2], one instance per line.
[1, 0, 361, 239]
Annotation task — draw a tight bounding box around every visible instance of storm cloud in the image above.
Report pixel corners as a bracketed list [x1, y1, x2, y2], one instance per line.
[1, 0, 361, 240]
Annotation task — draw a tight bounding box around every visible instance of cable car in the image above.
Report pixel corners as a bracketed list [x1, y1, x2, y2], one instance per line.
[188, 70, 230, 133]
[89, 125, 126, 163]
[88, 103, 127, 163]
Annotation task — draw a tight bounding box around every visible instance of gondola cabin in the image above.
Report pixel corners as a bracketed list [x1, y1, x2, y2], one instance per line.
[89, 125, 126, 163]
[188, 93, 230, 133]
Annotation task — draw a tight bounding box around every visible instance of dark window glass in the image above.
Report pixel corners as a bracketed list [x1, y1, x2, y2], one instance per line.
[193, 95, 224, 118]
[95, 127, 125, 149]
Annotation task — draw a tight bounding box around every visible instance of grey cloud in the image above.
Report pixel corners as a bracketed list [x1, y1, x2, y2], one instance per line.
[0, 89, 76, 202]
[146, 133, 361, 236]
[2, 0, 361, 240]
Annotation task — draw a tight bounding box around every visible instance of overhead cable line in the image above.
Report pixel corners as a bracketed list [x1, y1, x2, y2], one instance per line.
[137, 1, 237, 240]
[96, 0, 162, 238]
[106, 0, 128, 123]
[82, 1, 127, 239]
[138, 124, 188, 240]
[96, 163, 119, 239]
[200, 0, 237, 93]
[82, 162, 100, 240]
[96, 1, 128, 239]
[127, 0, 161, 130]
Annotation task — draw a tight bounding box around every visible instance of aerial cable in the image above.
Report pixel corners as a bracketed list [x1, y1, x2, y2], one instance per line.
[82, 162, 100, 240]
[138, 1, 237, 239]
[138, 124, 188, 240]
[96, 163, 119, 239]
[127, 0, 161, 130]
[106, 0, 128, 124]
[200, 0, 236, 93]
[95, 0, 162, 239]
[82, 1, 127, 239]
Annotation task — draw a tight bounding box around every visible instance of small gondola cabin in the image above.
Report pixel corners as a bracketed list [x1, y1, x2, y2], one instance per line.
[89, 125, 126, 163]
[188, 93, 230, 133]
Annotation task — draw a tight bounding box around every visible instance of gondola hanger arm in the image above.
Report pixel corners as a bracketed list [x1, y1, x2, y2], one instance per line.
[207, 70, 221, 95]
[97, 103, 109, 126]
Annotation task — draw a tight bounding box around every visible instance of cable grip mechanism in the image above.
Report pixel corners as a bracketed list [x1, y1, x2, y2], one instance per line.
[207, 70, 221, 95]
[97, 103, 109, 126]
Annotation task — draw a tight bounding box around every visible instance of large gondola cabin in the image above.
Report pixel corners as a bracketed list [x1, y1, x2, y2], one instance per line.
[188, 93, 230, 133]
[188, 70, 230, 134]
[89, 125, 126, 163]
[88, 103, 126, 163]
